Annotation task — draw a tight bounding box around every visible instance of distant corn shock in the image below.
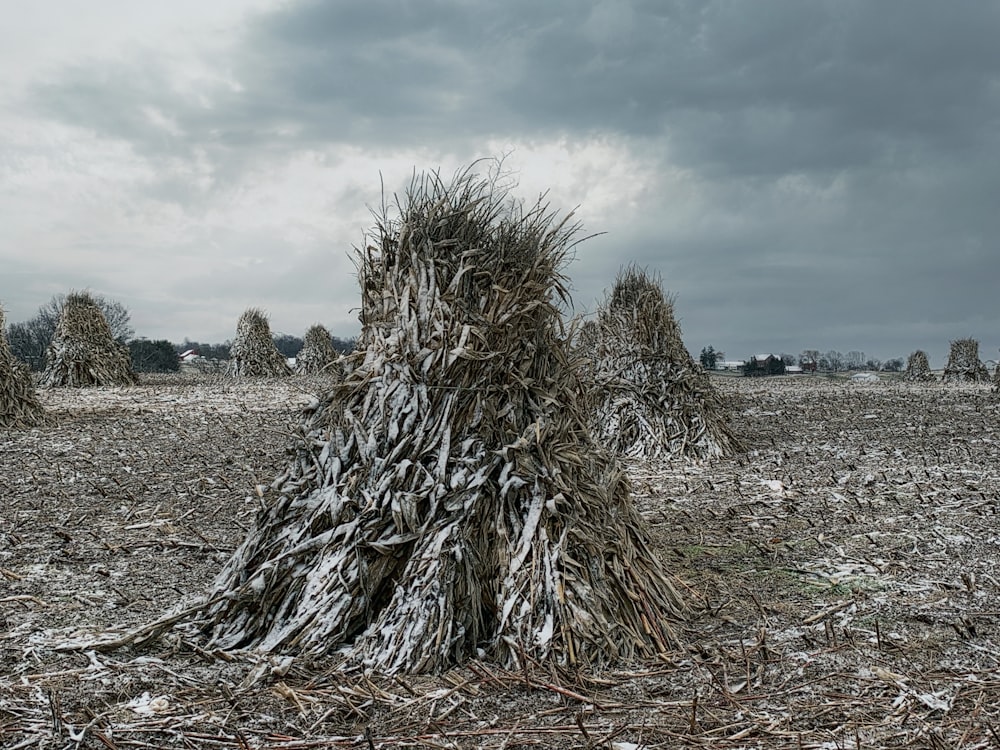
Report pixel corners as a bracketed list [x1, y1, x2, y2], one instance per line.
[0, 306, 46, 428]
[226, 308, 293, 378]
[40, 291, 138, 388]
[580, 265, 742, 461]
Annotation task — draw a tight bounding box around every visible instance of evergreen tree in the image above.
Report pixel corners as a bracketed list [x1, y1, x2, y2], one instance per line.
[699, 346, 718, 370]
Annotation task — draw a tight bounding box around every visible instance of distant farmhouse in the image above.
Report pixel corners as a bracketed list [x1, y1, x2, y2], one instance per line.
[743, 353, 785, 377]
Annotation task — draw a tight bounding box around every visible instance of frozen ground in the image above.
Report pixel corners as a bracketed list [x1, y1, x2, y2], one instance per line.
[2, 375, 1000, 748]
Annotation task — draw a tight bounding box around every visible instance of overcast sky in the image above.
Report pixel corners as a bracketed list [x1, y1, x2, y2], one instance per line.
[3, 1, 999, 367]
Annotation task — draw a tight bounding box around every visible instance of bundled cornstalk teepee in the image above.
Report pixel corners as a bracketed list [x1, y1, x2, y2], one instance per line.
[904, 350, 934, 382]
[188, 166, 686, 673]
[40, 292, 138, 387]
[1, 307, 45, 428]
[226, 308, 292, 378]
[581, 267, 741, 460]
[296, 324, 341, 375]
[942, 338, 989, 383]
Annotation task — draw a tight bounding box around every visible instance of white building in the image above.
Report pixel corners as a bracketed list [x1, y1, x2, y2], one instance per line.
[718, 360, 746, 371]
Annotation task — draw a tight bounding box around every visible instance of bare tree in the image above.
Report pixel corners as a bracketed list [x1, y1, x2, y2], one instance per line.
[824, 350, 844, 372]
[4, 321, 50, 371]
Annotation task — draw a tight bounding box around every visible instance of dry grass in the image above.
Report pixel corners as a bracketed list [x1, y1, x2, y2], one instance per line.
[4, 375, 1000, 747]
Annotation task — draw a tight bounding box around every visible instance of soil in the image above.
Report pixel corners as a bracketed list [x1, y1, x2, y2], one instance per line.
[3, 374, 1000, 749]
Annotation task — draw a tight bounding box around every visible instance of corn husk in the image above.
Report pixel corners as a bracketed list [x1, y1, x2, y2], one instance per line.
[190, 165, 687, 673]
[40, 292, 138, 388]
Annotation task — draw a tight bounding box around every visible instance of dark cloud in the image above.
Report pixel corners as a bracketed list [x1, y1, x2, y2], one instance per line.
[28, 1, 1000, 173]
[9, 1, 1000, 365]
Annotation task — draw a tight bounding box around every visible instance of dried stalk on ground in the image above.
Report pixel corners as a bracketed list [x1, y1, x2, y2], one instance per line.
[904, 350, 935, 382]
[942, 338, 988, 383]
[226, 308, 293, 378]
[187, 164, 687, 673]
[580, 266, 741, 460]
[40, 291, 138, 387]
[296, 324, 341, 376]
[0, 306, 45, 427]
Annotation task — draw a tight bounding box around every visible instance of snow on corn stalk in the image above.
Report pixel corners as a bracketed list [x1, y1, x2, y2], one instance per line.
[0, 306, 45, 428]
[188, 164, 687, 673]
[226, 308, 292, 378]
[40, 291, 138, 387]
[296, 324, 341, 376]
[580, 266, 741, 461]
[904, 350, 935, 382]
[942, 338, 989, 383]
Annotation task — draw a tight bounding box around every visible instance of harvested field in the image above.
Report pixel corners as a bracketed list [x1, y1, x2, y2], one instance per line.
[3, 375, 1000, 748]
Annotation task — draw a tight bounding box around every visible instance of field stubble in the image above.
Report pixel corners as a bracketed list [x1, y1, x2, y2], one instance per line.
[3, 375, 1000, 748]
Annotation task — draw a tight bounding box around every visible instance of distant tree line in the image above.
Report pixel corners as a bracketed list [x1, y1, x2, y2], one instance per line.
[743, 355, 786, 377]
[4, 294, 357, 374]
[699, 346, 718, 370]
[699, 345, 907, 376]
[129, 339, 181, 373]
[181, 333, 356, 363]
[805, 350, 903, 373]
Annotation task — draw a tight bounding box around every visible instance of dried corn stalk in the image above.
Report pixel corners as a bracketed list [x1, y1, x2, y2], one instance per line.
[226, 309, 292, 378]
[1, 307, 45, 428]
[580, 266, 741, 460]
[190, 164, 686, 673]
[942, 338, 988, 383]
[904, 350, 935, 382]
[296, 324, 341, 376]
[40, 292, 138, 387]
